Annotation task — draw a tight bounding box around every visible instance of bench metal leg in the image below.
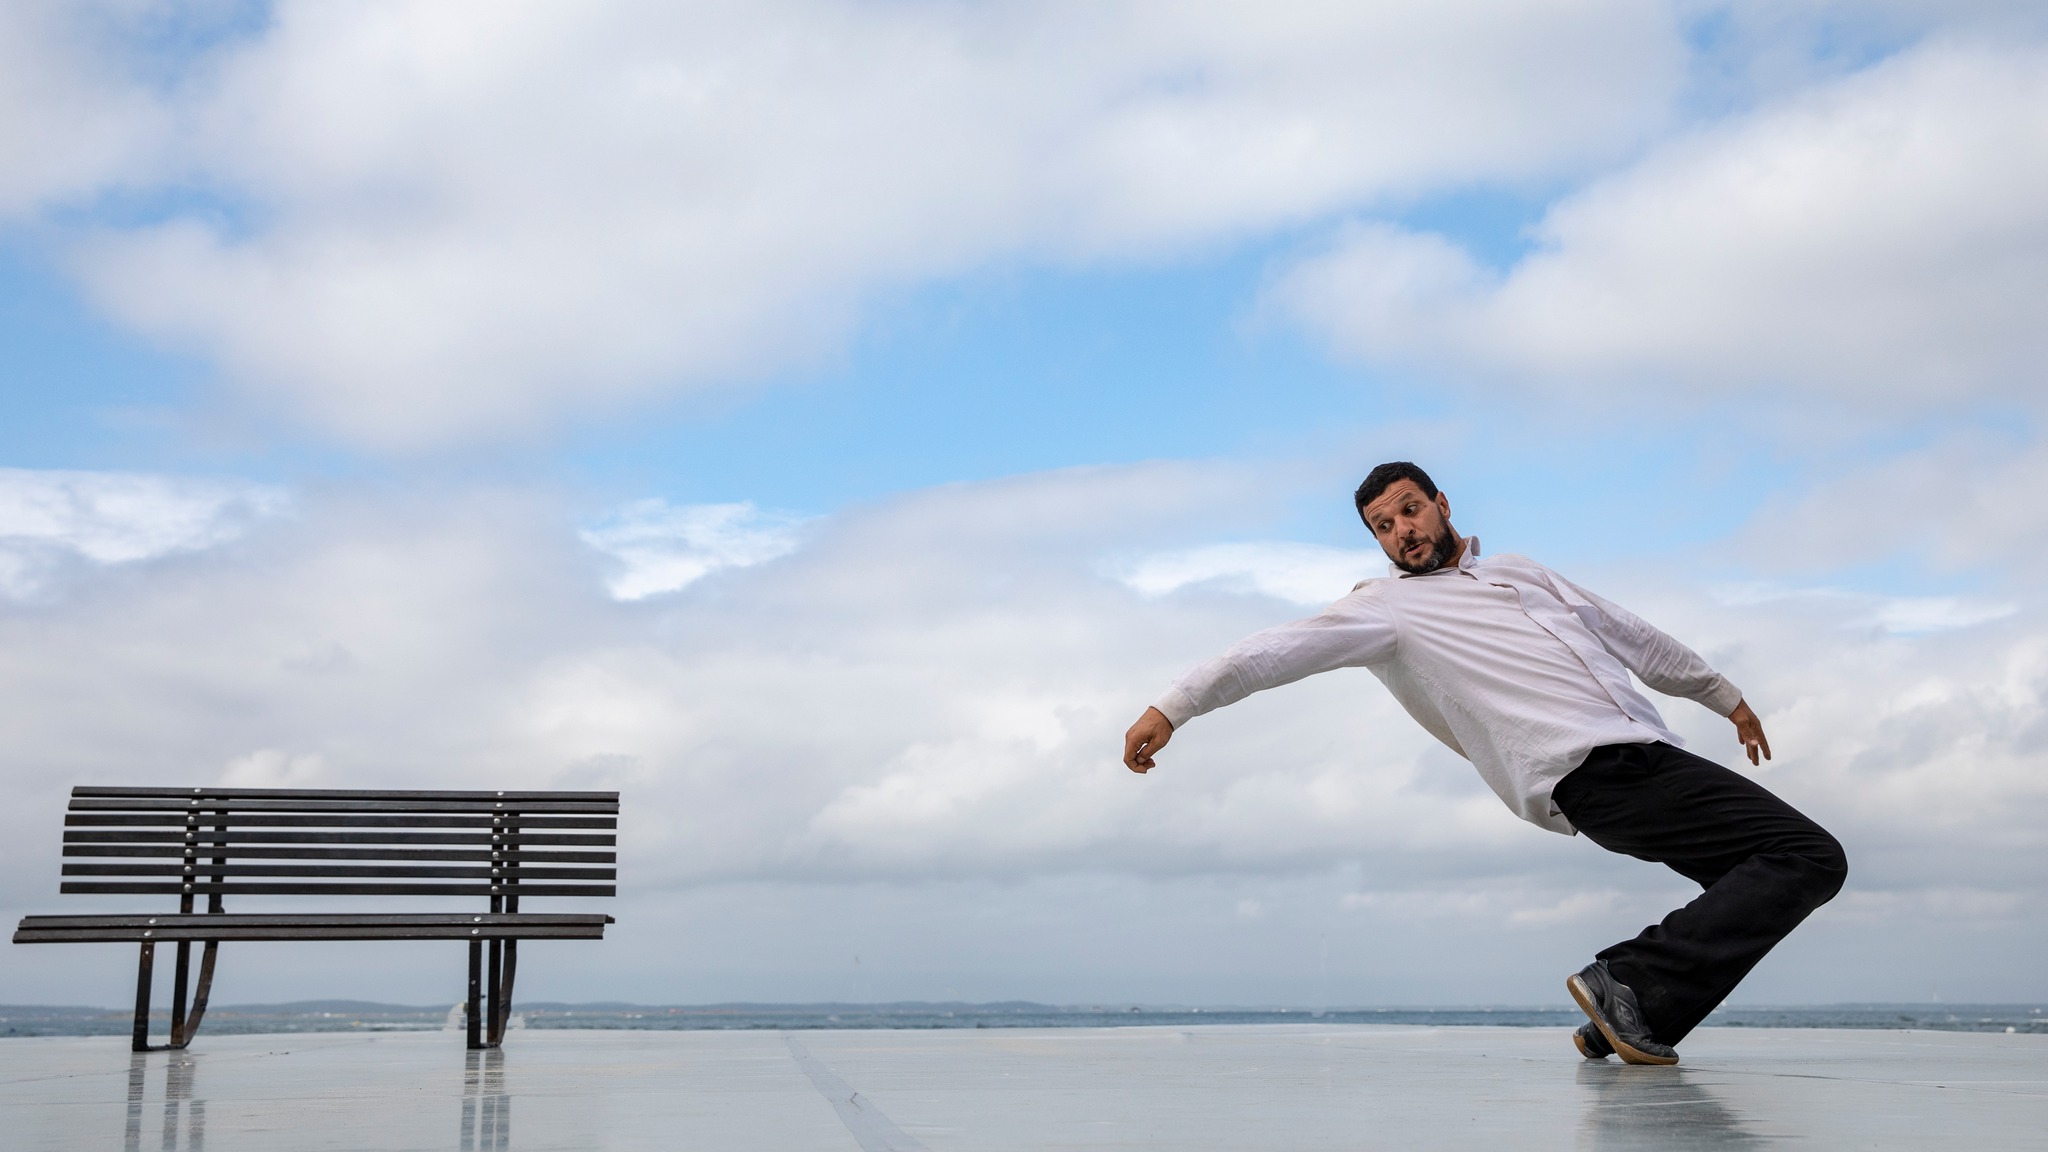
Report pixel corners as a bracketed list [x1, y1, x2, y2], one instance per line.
[175, 942, 218, 1049]
[466, 941, 483, 1050]
[488, 940, 517, 1046]
[132, 942, 155, 1052]
[169, 941, 190, 1047]
[486, 939, 502, 1048]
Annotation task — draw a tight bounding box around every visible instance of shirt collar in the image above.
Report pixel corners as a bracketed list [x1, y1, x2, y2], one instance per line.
[1390, 535, 1481, 578]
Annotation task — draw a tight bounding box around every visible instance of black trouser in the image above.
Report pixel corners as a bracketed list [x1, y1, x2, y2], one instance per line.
[1551, 741, 1847, 1047]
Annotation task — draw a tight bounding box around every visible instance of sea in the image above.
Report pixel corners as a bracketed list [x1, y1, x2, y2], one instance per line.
[3, 1001, 2044, 1038]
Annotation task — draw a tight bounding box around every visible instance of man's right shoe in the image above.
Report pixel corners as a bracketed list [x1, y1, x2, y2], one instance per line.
[1566, 960, 1679, 1066]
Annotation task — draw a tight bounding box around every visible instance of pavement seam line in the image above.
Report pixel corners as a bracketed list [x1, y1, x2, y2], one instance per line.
[783, 1034, 931, 1152]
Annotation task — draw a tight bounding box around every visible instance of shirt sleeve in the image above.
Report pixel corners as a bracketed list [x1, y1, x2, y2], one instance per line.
[1152, 584, 1398, 728]
[1541, 569, 1745, 718]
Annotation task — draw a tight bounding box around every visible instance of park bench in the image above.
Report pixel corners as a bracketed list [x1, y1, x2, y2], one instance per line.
[12, 786, 618, 1051]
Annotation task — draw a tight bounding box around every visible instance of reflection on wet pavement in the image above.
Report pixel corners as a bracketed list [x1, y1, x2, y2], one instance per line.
[1577, 1063, 1771, 1149]
[460, 1049, 509, 1152]
[125, 1050, 205, 1152]
[6, 1024, 2041, 1150]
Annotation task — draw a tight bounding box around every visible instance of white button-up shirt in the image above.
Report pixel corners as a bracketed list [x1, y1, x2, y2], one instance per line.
[1152, 539, 1744, 834]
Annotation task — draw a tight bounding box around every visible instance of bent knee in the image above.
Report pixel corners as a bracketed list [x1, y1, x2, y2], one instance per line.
[1803, 831, 1848, 903]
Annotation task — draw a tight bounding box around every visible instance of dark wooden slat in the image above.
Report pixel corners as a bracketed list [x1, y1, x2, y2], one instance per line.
[18, 913, 611, 928]
[73, 787, 618, 801]
[17, 925, 608, 943]
[66, 813, 615, 829]
[63, 863, 616, 880]
[64, 840, 614, 856]
[69, 797, 617, 814]
[70, 793, 614, 807]
[73, 792, 616, 805]
[60, 881, 616, 897]
[65, 831, 615, 846]
[15, 912, 613, 941]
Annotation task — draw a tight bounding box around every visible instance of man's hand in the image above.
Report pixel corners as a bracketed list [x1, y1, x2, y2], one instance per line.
[1730, 699, 1771, 766]
[1123, 707, 1174, 773]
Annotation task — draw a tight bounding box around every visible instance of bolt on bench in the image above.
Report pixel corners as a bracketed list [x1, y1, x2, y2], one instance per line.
[12, 786, 618, 1051]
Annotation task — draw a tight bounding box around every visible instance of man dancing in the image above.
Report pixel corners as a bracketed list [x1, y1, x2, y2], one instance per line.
[1121, 462, 1846, 1064]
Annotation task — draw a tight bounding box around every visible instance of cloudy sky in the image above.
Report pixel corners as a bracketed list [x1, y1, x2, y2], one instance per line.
[4, 1, 2046, 1011]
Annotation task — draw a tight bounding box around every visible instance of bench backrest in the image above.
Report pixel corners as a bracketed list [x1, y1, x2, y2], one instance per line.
[61, 787, 618, 912]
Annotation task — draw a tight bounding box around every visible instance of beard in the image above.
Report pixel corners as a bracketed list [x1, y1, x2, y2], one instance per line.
[1393, 521, 1461, 575]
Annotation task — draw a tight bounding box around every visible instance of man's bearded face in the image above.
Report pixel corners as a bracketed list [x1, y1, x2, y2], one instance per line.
[1363, 480, 1460, 574]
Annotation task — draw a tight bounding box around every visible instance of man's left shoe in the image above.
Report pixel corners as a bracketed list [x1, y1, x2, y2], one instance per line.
[1567, 960, 1679, 1066]
[1573, 1021, 1613, 1060]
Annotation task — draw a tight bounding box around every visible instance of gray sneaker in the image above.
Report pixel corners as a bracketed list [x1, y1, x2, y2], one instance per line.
[1567, 960, 1679, 1066]
[1572, 1021, 1613, 1060]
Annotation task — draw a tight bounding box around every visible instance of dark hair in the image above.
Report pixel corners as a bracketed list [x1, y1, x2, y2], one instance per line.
[1354, 461, 1438, 524]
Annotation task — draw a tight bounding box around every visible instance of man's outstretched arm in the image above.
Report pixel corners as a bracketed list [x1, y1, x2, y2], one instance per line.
[1120, 584, 1396, 774]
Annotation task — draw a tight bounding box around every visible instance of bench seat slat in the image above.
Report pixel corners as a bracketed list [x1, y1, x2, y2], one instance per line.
[18, 913, 611, 926]
[15, 912, 612, 943]
[64, 831, 614, 846]
[64, 807, 614, 824]
[60, 882, 616, 897]
[69, 798, 618, 814]
[64, 840, 614, 856]
[63, 864, 615, 880]
[70, 793, 616, 805]
[73, 787, 618, 801]
[17, 926, 606, 942]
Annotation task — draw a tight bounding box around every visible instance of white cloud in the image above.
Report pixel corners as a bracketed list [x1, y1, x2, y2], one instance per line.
[1712, 582, 2017, 636]
[1506, 889, 1625, 929]
[220, 748, 327, 788]
[0, 3, 164, 217]
[0, 467, 287, 600]
[39, 0, 1681, 449]
[1338, 884, 1640, 928]
[1113, 541, 1383, 607]
[1832, 884, 2030, 923]
[1272, 39, 2048, 409]
[580, 499, 804, 601]
[1743, 432, 2048, 576]
[1866, 598, 2018, 635]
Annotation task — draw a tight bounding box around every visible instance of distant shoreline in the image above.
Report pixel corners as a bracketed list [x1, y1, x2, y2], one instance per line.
[3, 1001, 2043, 1039]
